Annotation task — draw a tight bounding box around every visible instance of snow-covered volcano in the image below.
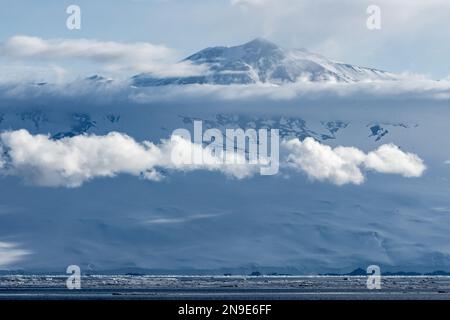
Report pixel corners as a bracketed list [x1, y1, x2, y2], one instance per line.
[132, 38, 397, 86]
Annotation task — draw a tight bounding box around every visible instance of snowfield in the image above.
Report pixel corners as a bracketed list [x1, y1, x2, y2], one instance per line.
[0, 39, 449, 275]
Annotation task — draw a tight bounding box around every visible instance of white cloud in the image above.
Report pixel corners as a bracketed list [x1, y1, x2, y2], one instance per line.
[0, 242, 30, 267]
[283, 137, 425, 185]
[167, 135, 259, 179]
[365, 144, 426, 177]
[0, 130, 426, 187]
[283, 137, 366, 185]
[0, 36, 206, 78]
[1, 35, 172, 62]
[127, 78, 450, 103]
[0, 130, 258, 187]
[0, 129, 164, 187]
[4, 74, 450, 105]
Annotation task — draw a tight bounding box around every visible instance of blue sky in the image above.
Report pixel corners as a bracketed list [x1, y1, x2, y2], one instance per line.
[0, 0, 450, 79]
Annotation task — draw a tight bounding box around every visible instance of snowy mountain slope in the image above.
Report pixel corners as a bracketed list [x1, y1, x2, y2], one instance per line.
[132, 38, 397, 86]
[0, 88, 449, 274]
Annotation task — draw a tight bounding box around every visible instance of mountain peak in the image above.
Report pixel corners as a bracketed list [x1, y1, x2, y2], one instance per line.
[243, 38, 278, 49]
[132, 39, 397, 86]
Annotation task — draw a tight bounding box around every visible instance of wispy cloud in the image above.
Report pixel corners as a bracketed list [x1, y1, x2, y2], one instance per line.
[1, 35, 172, 62]
[0, 242, 30, 268]
[229, 0, 450, 77]
[145, 213, 221, 225]
[0, 36, 207, 79]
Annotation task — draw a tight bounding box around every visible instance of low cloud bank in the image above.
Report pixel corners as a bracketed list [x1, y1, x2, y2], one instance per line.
[5, 77, 450, 103]
[0, 130, 425, 187]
